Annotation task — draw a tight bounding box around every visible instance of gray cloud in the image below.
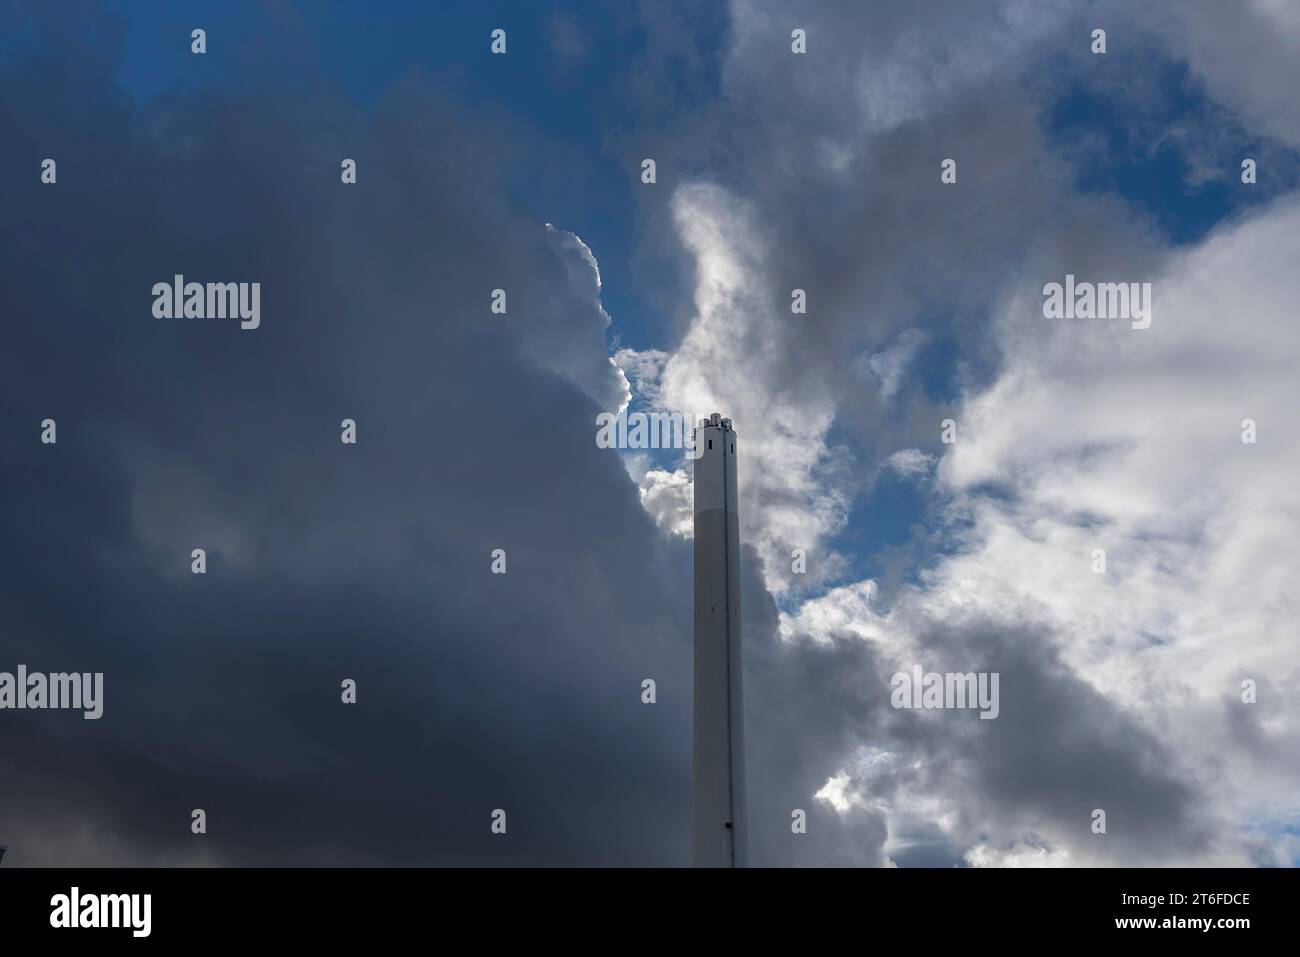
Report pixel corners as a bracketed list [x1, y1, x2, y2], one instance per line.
[0, 10, 683, 865]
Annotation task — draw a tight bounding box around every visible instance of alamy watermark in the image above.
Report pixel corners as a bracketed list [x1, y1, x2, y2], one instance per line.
[50, 887, 150, 937]
[595, 410, 713, 458]
[0, 666, 103, 719]
[152, 275, 260, 330]
[1043, 274, 1151, 330]
[890, 665, 999, 719]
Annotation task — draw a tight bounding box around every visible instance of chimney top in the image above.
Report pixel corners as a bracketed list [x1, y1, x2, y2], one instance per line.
[695, 413, 735, 433]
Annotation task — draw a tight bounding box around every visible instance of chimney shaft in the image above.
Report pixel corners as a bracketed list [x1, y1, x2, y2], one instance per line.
[692, 415, 747, 867]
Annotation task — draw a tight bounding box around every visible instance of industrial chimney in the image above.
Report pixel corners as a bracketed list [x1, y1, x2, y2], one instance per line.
[692, 412, 747, 867]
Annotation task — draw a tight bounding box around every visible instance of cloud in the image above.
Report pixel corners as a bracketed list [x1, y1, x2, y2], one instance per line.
[925, 196, 1300, 862]
[1131, 0, 1300, 150]
[615, 182, 856, 598]
[883, 448, 936, 480]
[0, 12, 687, 865]
[636, 466, 694, 539]
[857, 329, 929, 400]
[726, 0, 1074, 135]
[774, 195, 1300, 867]
[627, 0, 1300, 865]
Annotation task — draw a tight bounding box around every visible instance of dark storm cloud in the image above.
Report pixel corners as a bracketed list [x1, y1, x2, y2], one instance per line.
[907, 621, 1220, 862]
[746, 553, 1221, 865]
[0, 6, 683, 865]
[740, 552, 892, 866]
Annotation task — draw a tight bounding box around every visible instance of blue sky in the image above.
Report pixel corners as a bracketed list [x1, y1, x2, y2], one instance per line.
[1043, 57, 1299, 245]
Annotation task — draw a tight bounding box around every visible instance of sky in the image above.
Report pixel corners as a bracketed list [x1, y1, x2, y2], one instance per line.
[1, 0, 1297, 866]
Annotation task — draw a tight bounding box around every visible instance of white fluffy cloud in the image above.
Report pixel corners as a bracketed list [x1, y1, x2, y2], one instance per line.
[782, 198, 1300, 864]
[616, 183, 854, 595]
[635, 464, 694, 539]
[883, 448, 936, 480]
[611, 0, 1300, 865]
